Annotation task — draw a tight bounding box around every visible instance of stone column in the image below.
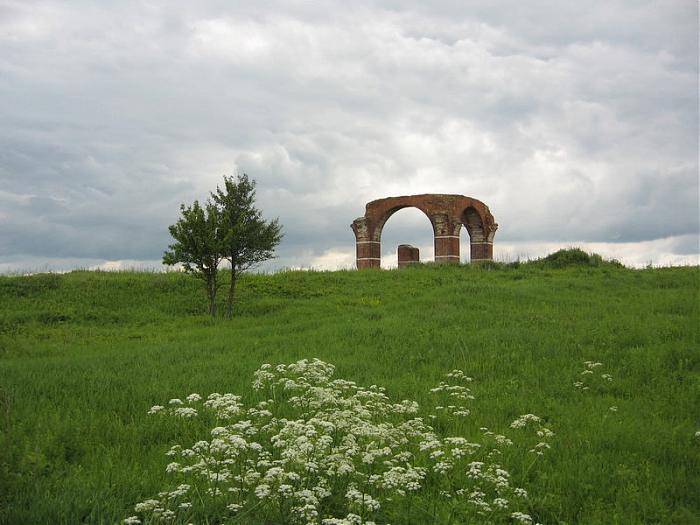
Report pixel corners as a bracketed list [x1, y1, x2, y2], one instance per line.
[470, 228, 496, 261]
[431, 213, 460, 264]
[351, 217, 381, 269]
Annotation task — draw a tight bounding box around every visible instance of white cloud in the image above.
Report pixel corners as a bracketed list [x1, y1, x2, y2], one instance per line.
[494, 234, 699, 269]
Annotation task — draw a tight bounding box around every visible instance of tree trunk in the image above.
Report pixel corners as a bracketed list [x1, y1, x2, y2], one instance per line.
[209, 292, 217, 317]
[207, 274, 217, 317]
[226, 268, 238, 318]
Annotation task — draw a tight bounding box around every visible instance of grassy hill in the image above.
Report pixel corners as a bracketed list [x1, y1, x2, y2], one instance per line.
[0, 257, 698, 524]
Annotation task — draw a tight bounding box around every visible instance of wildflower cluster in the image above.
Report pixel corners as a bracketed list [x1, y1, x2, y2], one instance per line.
[429, 369, 474, 417]
[510, 414, 555, 456]
[573, 360, 613, 391]
[126, 359, 549, 524]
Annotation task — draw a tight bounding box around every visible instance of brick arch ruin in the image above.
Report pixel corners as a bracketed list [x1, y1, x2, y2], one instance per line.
[351, 194, 498, 269]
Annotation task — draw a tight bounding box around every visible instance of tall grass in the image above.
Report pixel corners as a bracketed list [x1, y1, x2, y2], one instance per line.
[0, 258, 698, 523]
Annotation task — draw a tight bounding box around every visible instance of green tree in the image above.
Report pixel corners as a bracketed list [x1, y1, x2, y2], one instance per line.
[212, 174, 283, 318]
[163, 200, 223, 317]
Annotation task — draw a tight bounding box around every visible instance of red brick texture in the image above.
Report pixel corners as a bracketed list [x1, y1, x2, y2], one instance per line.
[398, 244, 420, 267]
[351, 194, 497, 269]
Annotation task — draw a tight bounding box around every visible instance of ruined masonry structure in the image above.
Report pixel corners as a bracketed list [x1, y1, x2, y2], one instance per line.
[351, 194, 498, 269]
[397, 244, 420, 267]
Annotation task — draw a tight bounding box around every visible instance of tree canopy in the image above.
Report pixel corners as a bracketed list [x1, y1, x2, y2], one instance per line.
[163, 200, 222, 316]
[163, 174, 282, 317]
[213, 174, 283, 317]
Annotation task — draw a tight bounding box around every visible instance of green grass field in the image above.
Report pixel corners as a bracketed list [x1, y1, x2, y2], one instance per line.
[1, 255, 698, 524]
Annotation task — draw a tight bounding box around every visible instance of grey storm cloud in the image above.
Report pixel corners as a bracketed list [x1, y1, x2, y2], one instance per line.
[0, 0, 697, 270]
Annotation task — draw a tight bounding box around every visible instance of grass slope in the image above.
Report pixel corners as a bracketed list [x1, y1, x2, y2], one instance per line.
[0, 261, 698, 524]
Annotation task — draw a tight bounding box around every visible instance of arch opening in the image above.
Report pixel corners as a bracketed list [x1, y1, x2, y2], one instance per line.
[378, 206, 434, 268]
[459, 223, 470, 263]
[462, 206, 485, 242]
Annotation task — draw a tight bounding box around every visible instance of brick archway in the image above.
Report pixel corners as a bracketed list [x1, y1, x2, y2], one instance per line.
[351, 194, 497, 269]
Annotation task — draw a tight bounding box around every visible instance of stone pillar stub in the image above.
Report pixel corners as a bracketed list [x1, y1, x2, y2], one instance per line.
[398, 244, 420, 267]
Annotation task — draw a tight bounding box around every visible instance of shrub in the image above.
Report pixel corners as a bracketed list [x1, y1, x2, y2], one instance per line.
[543, 248, 593, 268]
[535, 248, 623, 269]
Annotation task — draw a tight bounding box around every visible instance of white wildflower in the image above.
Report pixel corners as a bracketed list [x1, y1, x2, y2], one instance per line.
[493, 497, 509, 509]
[134, 499, 161, 512]
[346, 486, 380, 512]
[446, 369, 472, 381]
[173, 407, 197, 418]
[278, 484, 293, 497]
[510, 414, 541, 429]
[493, 434, 513, 446]
[511, 511, 534, 524]
[255, 484, 271, 499]
[467, 461, 484, 479]
[170, 484, 190, 497]
[537, 428, 555, 438]
[433, 461, 452, 474]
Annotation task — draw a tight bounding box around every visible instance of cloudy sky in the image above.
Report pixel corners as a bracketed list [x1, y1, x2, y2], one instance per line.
[1, 0, 697, 272]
